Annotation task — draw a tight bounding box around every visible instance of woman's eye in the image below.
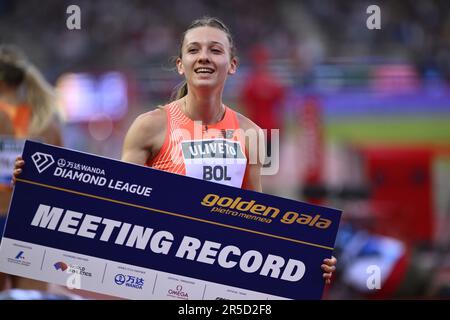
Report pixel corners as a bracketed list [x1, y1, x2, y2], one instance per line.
[188, 48, 198, 53]
[211, 49, 222, 53]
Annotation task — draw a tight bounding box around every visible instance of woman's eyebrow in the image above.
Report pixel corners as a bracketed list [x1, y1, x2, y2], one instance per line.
[210, 41, 225, 46]
[186, 41, 225, 47]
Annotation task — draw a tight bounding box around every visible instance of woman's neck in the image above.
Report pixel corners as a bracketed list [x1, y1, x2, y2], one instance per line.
[183, 92, 225, 124]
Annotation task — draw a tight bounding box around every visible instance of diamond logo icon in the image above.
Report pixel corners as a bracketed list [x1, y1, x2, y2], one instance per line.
[31, 152, 55, 173]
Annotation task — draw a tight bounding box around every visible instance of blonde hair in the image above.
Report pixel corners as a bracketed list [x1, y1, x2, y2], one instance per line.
[171, 16, 237, 101]
[0, 44, 60, 135]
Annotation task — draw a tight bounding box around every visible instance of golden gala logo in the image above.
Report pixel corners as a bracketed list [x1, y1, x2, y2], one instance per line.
[200, 194, 332, 229]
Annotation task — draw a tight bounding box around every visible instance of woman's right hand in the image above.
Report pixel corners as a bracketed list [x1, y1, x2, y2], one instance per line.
[12, 156, 25, 185]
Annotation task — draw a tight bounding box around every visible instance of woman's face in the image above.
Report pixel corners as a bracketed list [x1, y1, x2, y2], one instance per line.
[177, 26, 237, 92]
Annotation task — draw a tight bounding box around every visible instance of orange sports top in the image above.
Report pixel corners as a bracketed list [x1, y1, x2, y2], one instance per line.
[147, 102, 248, 188]
[0, 102, 31, 138]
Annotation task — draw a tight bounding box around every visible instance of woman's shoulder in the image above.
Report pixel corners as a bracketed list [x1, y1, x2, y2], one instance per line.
[136, 106, 167, 123]
[127, 106, 168, 143]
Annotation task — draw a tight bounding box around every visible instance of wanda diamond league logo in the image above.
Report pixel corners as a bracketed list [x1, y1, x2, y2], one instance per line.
[31, 152, 55, 173]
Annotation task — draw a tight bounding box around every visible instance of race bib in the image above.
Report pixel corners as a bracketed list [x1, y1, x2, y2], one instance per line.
[181, 139, 247, 188]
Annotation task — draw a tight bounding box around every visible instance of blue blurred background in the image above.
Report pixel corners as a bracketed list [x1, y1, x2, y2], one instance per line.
[1, 0, 450, 299]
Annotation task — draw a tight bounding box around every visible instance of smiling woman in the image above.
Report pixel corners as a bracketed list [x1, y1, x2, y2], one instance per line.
[121, 17, 259, 191]
[119, 16, 336, 284]
[176, 23, 237, 99]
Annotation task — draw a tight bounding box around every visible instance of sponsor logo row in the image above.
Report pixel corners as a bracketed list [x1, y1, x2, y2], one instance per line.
[0, 239, 286, 300]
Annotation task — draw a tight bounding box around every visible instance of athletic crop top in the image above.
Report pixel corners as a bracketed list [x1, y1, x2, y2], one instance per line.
[0, 102, 31, 138]
[147, 102, 248, 188]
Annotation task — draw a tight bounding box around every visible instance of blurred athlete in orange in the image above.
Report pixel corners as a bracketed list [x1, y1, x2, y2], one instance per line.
[1, 44, 63, 291]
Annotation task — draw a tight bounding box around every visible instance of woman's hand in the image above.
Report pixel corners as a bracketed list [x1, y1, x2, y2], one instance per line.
[322, 256, 337, 285]
[11, 156, 25, 185]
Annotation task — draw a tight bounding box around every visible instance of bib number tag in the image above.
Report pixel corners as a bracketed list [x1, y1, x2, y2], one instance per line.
[181, 139, 246, 188]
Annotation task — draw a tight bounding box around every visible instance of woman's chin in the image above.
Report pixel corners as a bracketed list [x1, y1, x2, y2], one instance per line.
[191, 79, 218, 89]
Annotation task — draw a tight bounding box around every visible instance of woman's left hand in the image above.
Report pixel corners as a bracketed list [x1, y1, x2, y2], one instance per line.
[321, 256, 337, 285]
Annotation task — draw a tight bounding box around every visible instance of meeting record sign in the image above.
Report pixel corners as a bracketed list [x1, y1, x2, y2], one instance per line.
[0, 140, 342, 300]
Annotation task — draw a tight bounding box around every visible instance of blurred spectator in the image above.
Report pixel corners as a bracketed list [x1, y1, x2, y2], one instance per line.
[240, 45, 286, 163]
[240, 45, 286, 131]
[1, 0, 449, 80]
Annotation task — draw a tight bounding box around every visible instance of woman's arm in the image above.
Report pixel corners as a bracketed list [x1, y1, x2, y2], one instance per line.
[236, 112, 263, 192]
[121, 109, 166, 165]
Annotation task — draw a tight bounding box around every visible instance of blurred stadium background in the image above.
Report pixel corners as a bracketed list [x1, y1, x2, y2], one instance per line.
[1, 0, 450, 299]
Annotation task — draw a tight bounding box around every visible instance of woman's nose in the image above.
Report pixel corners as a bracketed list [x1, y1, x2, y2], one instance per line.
[197, 48, 210, 63]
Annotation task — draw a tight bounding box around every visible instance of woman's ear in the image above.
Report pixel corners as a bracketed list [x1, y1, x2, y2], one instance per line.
[228, 57, 238, 75]
[176, 57, 184, 75]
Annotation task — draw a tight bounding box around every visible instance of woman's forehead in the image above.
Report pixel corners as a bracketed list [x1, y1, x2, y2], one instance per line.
[183, 26, 229, 47]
